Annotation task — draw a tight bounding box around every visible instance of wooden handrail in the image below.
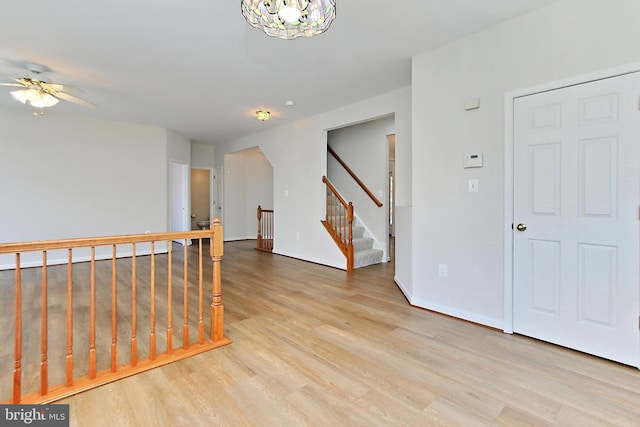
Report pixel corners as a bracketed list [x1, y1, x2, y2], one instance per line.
[327, 145, 383, 208]
[322, 176, 349, 207]
[1, 218, 231, 404]
[0, 230, 216, 253]
[321, 176, 354, 271]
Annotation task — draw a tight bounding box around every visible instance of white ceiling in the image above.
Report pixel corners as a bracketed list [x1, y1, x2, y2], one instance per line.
[0, 0, 557, 144]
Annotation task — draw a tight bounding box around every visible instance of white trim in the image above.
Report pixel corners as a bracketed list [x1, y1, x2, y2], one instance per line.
[503, 61, 640, 334]
[224, 235, 256, 242]
[274, 249, 346, 271]
[170, 159, 192, 246]
[412, 297, 504, 331]
[503, 92, 515, 334]
[214, 165, 224, 225]
[394, 276, 411, 301]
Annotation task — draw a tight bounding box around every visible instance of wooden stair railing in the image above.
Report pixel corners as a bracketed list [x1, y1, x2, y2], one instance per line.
[321, 176, 354, 271]
[0, 218, 231, 404]
[256, 205, 274, 252]
[327, 145, 383, 208]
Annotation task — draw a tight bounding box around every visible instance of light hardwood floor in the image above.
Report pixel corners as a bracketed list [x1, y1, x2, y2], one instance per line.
[4, 240, 640, 426]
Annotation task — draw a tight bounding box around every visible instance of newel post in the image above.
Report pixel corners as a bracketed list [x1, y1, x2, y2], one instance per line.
[347, 202, 354, 271]
[210, 217, 225, 342]
[257, 205, 263, 250]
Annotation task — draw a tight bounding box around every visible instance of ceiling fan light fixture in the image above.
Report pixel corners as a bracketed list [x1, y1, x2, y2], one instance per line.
[2, 64, 98, 111]
[11, 88, 59, 108]
[241, 0, 336, 40]
[31, 93, 59, 108]
[10, 90, 28, 104]
[24, 88, 42, 102]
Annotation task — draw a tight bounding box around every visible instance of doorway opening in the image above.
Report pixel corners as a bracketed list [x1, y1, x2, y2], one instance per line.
[190, 168, 213, 230]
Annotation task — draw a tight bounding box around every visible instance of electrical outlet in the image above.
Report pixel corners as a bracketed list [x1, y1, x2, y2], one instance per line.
[296, 232, 300, 240]
[438, 264, 448, 277]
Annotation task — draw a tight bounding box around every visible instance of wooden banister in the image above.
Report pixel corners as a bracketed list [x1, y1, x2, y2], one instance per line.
[321, 176, 355, 271]
[0, 219, 231, 404]
[327, 145, 383, 208]
[256, 206, 274, 253]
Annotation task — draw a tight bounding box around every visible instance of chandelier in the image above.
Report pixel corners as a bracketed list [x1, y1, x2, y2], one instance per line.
[241, 0, 336, 40]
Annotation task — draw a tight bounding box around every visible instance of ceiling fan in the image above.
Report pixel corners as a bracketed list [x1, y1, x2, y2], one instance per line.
[0, 63, 97, 112]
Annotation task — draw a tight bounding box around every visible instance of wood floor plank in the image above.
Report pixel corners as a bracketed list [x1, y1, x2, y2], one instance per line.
[2, 239, 640, 425]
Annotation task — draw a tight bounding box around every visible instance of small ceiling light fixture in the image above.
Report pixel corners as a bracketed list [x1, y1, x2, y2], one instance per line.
[241, 0, 336, 40]
[256, 110, 271, 121]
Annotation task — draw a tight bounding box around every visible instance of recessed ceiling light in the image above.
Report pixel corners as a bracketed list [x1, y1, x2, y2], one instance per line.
[285, 100, 295, 107]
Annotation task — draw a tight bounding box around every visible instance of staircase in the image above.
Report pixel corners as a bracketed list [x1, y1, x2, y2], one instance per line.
[352, 220, 384, 269]
[322, 176, 384, 271]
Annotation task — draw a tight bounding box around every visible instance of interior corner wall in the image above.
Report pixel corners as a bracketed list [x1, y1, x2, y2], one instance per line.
[410, 0, 640, 328]
[0, 107, 170, 268]
[222, 148, 273, 241]
[244, 148, 274, 237]
[222, 152, 247, 241]
[216, 87, 411, 271]
[167, 129, 192, 232]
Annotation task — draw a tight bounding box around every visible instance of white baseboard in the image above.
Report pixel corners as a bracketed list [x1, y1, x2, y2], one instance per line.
[274, 250, 346, 270]
[224, 236, 255, 242]
[409, 297, 505, 331]
[394, 276, 412, 301]
[0, 246, 169, 271]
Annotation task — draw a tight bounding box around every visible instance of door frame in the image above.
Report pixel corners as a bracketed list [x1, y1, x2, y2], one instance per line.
[503, 61, 640, 334]
[214, 166, 223, 225]
[170, 160, 190, 245]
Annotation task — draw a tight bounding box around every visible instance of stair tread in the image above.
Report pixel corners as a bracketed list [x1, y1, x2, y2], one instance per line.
[353, 237, 374, 251]
[354, 248, 383, 255]
[354, 248, 384, 269]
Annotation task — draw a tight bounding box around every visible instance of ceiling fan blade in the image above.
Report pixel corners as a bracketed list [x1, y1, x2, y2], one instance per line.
[0, 82, 25, 87]
[42, 82, 82, 93]
[54, 91, 98, 109]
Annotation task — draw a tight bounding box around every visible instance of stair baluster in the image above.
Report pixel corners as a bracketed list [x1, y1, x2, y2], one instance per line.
[321, 176, 354, 271]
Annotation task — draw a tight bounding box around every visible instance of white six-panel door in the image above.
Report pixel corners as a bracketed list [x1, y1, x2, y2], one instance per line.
[513, 72, 640, 366]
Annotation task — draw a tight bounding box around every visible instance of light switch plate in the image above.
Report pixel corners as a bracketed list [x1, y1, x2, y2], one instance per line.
[468, 179, 479, 193]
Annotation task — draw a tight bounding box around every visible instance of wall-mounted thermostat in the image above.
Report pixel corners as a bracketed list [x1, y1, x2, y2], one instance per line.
[463, 153, 483, 168]
[464, 98, 480, 111]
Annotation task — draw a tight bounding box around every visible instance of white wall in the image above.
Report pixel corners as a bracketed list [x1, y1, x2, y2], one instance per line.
[216, 87, 411, 271]
[245, 148, 274, 232]
[222, 152, 246, 240]
[191, 142, 215, 169]
[167, 129, 191, 233]
[222, 148, 273, 240]
[327, 116, 394, 260]
[411, 0, 640, 328]
[0, 107, 171, 268]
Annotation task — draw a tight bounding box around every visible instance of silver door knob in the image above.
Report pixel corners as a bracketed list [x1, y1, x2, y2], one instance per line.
[516, 223, 527, 232]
